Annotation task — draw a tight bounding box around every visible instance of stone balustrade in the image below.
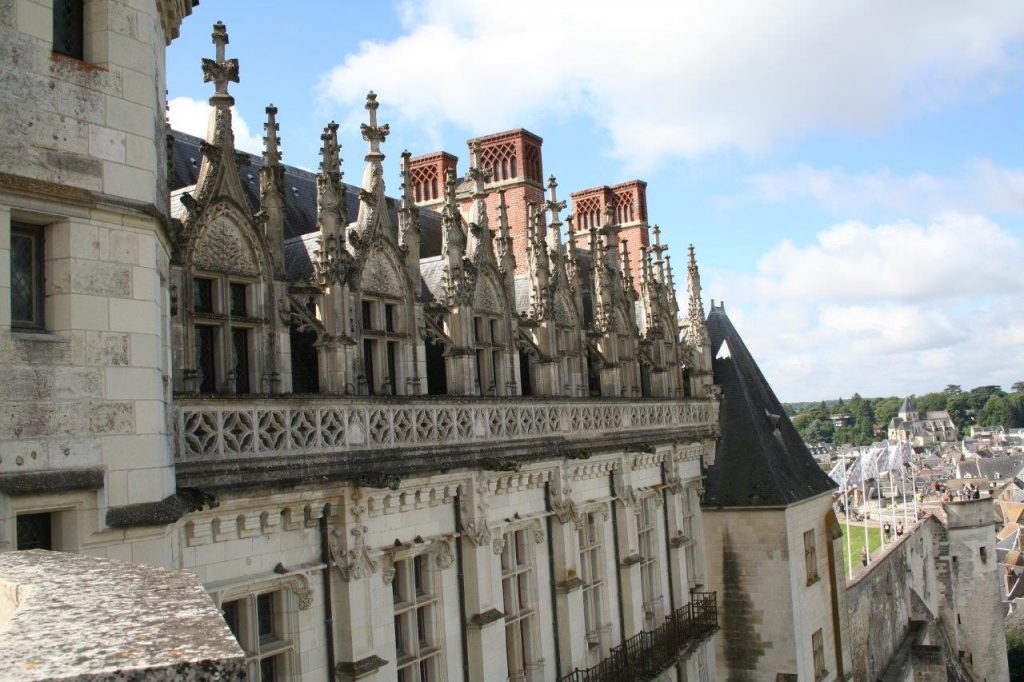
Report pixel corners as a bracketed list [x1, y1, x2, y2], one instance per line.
[174, 396, 718, 463]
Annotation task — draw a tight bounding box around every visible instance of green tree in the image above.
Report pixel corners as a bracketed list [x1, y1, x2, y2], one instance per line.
[976, 394, 1012, 427]
[803, 418, 835, 443]
[945, 393, 971, 432]
[872, 397, 902, 428]
[1012, 381, 1024, 394]
[968, 385, 1006, 412]
[915, 391, 947, 412]
[943, 384, 962, 395]
[1008, 628, 1024, 682]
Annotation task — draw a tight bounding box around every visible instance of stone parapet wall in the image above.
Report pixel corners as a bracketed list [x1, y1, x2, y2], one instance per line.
[175, 395, 717, 470]
[845, 518, 943, 680]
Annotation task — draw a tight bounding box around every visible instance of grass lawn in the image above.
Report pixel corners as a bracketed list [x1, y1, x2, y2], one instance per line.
[838, 522, 883, 576]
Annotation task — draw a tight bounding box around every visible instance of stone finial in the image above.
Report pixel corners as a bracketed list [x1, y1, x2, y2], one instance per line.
[201, 21, 239, 108]
[444, 167, 457, 207]
[466, 141, 490, 196]
[687, 243, 705, 323]
[361, 91, 389, 159]
[400, 150, 415, 205]
[545, 175, 566, 227]
[263, 105, 281, 166]
[319, 122, 342, 178]
[666, 254, 676, 297]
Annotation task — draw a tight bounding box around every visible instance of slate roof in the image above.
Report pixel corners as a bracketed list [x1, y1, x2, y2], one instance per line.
[168, 129, 443, 256]
[702, 306, 837, 508]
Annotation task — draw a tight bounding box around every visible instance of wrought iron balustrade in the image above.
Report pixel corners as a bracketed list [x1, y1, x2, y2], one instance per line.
[559, 592, 718, 682]
[174, 396, 718, 462]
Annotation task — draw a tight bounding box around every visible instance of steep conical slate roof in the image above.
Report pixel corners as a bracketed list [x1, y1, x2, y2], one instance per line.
[898, 396, 916, 416]
[703, 306, 836, 507]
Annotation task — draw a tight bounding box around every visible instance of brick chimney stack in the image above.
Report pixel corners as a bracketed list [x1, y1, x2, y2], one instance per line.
[570, 179, 650, 293]
[407, 151, 459, 212]
[464, 129, 545, 275]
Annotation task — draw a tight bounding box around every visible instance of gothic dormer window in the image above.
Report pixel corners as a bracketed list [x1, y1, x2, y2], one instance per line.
[191, 273, 257, 394]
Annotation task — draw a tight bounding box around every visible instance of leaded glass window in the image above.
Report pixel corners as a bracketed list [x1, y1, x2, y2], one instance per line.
[219, 591, 291, 681]
[52, 0, 84, 60]
[194, 277, 214, 313]
[502, 528, 538, 681]
[232, 328, 250, 394]
[196, 325, 217, 393]
[10, 228, 43, 329]
[190, 275, 256, 394]
[392, 554, 441, 681]
[230, 282, 248, 317]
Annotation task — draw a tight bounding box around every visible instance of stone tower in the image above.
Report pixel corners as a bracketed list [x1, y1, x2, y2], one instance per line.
[942, 498, 1010, 681]
[0, 0, 194, 555]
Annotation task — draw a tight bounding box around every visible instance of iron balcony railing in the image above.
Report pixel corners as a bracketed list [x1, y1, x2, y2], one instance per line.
[560, 592, 718, 682]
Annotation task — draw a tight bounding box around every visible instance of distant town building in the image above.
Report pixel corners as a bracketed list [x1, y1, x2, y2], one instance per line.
[829, 413, 853, 429]
[887, 397, 958, 446]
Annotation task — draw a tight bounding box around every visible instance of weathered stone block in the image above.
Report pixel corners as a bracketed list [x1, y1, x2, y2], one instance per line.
[109, 297, 158, 334]
[104, 160, 155, 203]
[105, 366, 160, 400]
[70, 330, 130, 366]
[72, 259, 133, 297]
[57, 81, 106, 127]
[101, 433, 163, 470]
[105, 94, 154, 138]
[87, 400, 135, 434]
[15, 0, 50, 43]
[0, 364, 54, 400]
[125, 130, 155, 170]
[128, 331, 161, 368]
[65, 293, 111, 331]
[89, 124, 127, 163]
[54, 367, 104, 399]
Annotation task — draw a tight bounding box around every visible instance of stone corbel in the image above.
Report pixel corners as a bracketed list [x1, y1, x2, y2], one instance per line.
[279, 572, 315, 610]
[467, 608, 505, 629]
[461, 518, 492, 547]
[550, 497, 583, 529]
[432, 537, 455, 570]
[330, 524, 378, 582]
[335, 655, 388, 681]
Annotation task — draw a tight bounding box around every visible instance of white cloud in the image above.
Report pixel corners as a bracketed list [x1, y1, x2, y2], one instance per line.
[167, 96, 263, 154]
[706, 217, 1024, 400]
[726, 160, 1024, 216]
[717, 215, 1024, 305]
[318, 0, 1024, 166]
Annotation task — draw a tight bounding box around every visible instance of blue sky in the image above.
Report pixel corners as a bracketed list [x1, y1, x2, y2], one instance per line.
[167, 1, 1024, 402]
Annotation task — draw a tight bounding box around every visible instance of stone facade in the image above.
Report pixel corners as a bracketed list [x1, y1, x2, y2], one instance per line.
[0, 4, 721, 681]
[0, 3, 1011, 682]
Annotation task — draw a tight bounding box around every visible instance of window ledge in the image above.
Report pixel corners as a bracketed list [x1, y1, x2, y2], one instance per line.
[806, 574, 821, 587]
[10, 330, 64, 343]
